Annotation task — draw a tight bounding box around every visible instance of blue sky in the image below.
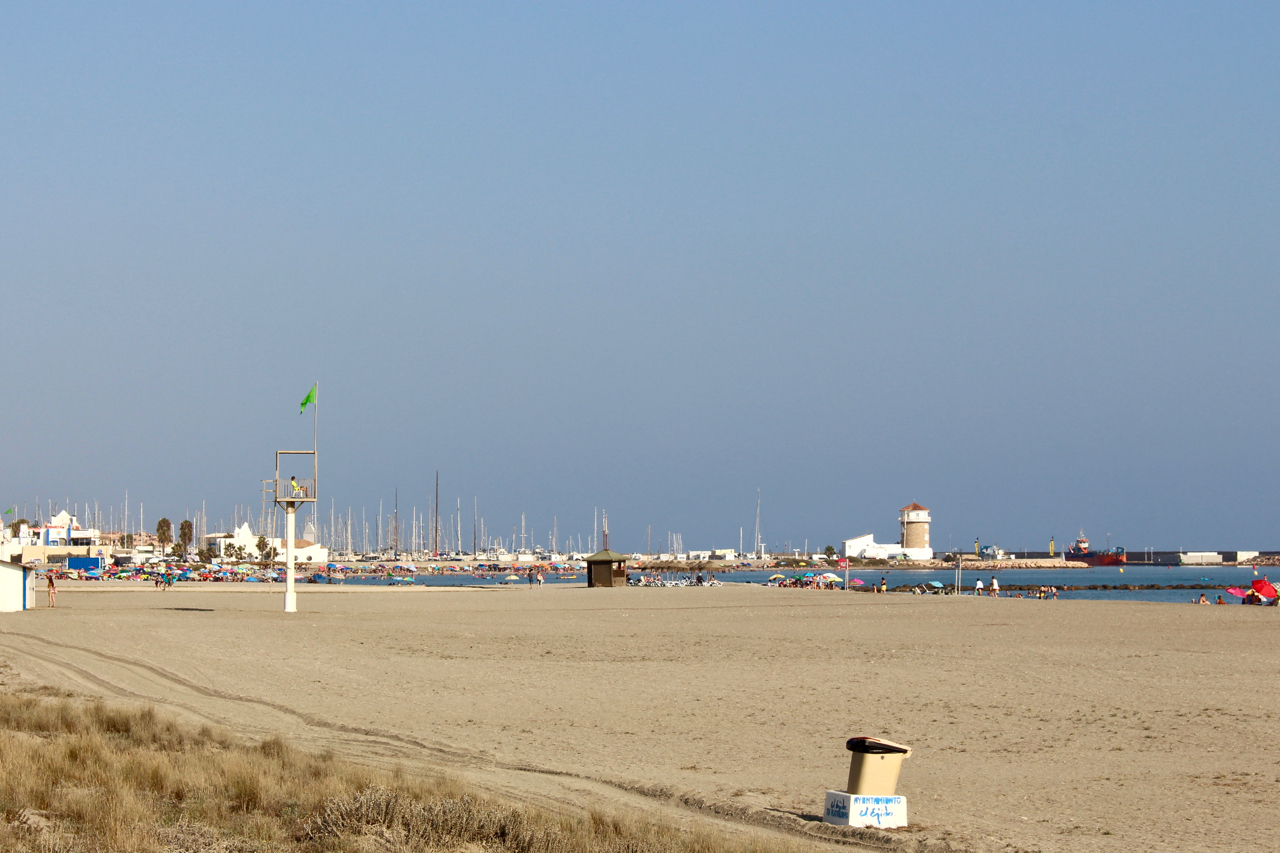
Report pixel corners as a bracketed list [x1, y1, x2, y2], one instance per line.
[3, 3, 1277, 553]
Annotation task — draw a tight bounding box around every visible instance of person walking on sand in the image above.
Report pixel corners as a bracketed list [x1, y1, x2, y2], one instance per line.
[880, 575, 887, 594]
[536, 570, 544, 587]
[46, 574, 57, 608]
[974, 577, 984, 596]
[990, 575, 999, 597]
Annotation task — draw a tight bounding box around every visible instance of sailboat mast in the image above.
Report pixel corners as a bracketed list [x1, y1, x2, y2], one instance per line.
[754, 489, 761, 557]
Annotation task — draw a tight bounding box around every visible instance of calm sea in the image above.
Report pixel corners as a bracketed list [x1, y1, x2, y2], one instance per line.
[329, 563, 1272, 604]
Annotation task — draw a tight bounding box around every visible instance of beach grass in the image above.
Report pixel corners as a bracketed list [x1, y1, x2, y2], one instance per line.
[0, 689, 802, 853]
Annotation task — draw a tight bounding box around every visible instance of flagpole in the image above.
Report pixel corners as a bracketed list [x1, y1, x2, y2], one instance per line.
[314, 381, 318, 543]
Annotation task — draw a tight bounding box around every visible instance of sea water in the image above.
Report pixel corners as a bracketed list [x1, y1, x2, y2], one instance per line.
[336, 564, 1272, 603]
[727, 564, 1270, 604]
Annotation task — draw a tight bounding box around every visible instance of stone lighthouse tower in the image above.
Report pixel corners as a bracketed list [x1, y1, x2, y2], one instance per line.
[900, 503, 930, 550]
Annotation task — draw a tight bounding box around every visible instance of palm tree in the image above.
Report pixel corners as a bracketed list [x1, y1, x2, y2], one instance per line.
[156, 518, 173, 557]
[178, 520, 194, 562]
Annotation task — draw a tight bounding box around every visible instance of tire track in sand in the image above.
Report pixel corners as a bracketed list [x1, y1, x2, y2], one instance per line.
[0, 630, 896, 851]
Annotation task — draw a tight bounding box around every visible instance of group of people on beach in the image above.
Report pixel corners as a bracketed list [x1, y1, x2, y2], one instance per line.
[1198, 590, 1277, 605]
[630, 571, 720, 586]
[972, 577, 1058, 598]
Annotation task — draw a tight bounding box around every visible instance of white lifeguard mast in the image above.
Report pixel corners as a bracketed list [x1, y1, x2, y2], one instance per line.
[274, 450, 316, 613]
[275, 384, 318, 613]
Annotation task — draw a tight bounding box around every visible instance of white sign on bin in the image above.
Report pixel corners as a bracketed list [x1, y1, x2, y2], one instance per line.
[823, 790, 908, 828]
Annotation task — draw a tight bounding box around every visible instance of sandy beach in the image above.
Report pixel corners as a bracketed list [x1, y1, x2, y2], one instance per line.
[1, 582, 1275, 852]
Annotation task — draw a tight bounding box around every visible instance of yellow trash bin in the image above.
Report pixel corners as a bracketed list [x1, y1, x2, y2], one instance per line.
[846, 736, 912, 795]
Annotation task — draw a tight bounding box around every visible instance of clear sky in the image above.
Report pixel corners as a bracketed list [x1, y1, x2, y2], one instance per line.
[3, 3, 1277, 554]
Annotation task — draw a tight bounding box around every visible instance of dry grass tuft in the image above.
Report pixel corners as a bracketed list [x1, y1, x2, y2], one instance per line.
[0, 691, 802, 853]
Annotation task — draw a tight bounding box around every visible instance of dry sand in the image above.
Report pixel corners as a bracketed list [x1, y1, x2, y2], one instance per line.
[1, 582, 1276, 852]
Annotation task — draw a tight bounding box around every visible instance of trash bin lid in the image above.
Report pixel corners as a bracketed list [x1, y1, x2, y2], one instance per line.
[846, 736, 912, 756]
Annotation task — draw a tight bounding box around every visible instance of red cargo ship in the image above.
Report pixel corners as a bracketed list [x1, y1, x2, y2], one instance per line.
[1066, 533, 1127, 566]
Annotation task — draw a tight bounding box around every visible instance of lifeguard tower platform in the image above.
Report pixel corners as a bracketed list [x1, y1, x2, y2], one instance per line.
[274, 450, 316, 612]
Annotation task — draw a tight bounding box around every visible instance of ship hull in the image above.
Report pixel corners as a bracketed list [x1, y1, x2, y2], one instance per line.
[1067, 551, 1127, 566]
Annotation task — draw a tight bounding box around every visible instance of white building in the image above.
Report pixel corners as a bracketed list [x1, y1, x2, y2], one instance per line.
[0, 528, 21, 563]
[0, 560, 37, 612]
[23, 511, 104, 548]
[202, 523, 328, 565]
[1, 512, 108, 564]
[843, 533, 905, 560]
[843, 502, 934, 562]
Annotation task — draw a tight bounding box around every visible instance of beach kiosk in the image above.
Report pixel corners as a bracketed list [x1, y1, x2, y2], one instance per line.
[0, 560, 37, 612]
[585, 550, 629, 588]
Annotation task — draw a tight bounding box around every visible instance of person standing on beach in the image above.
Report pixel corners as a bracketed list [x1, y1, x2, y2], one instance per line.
[46, 574, 57, 608]
[991, 576, 999, 597]
[880, 575, 887, 594]
[974, 577, 984, 596]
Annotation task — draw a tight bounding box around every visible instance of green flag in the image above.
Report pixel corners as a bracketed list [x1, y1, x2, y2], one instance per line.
[300, 383, 317, 415]
[3, 507, 11, 515]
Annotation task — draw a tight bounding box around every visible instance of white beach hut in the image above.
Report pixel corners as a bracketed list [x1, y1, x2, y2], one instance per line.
[0, 560, 36, 612]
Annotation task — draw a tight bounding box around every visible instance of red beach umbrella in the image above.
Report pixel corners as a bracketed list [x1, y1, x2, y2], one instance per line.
[1251, 579, 1277, 599]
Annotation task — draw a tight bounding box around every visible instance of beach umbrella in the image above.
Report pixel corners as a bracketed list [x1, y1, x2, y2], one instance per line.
[852, 578, 865, 585]
[1252, 579, 1277, 598]
[504, 574, 520, 581]
[1226, 587, 1247, 597]
[928, 581, 944, 588]
[768, 573, 784, 580]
